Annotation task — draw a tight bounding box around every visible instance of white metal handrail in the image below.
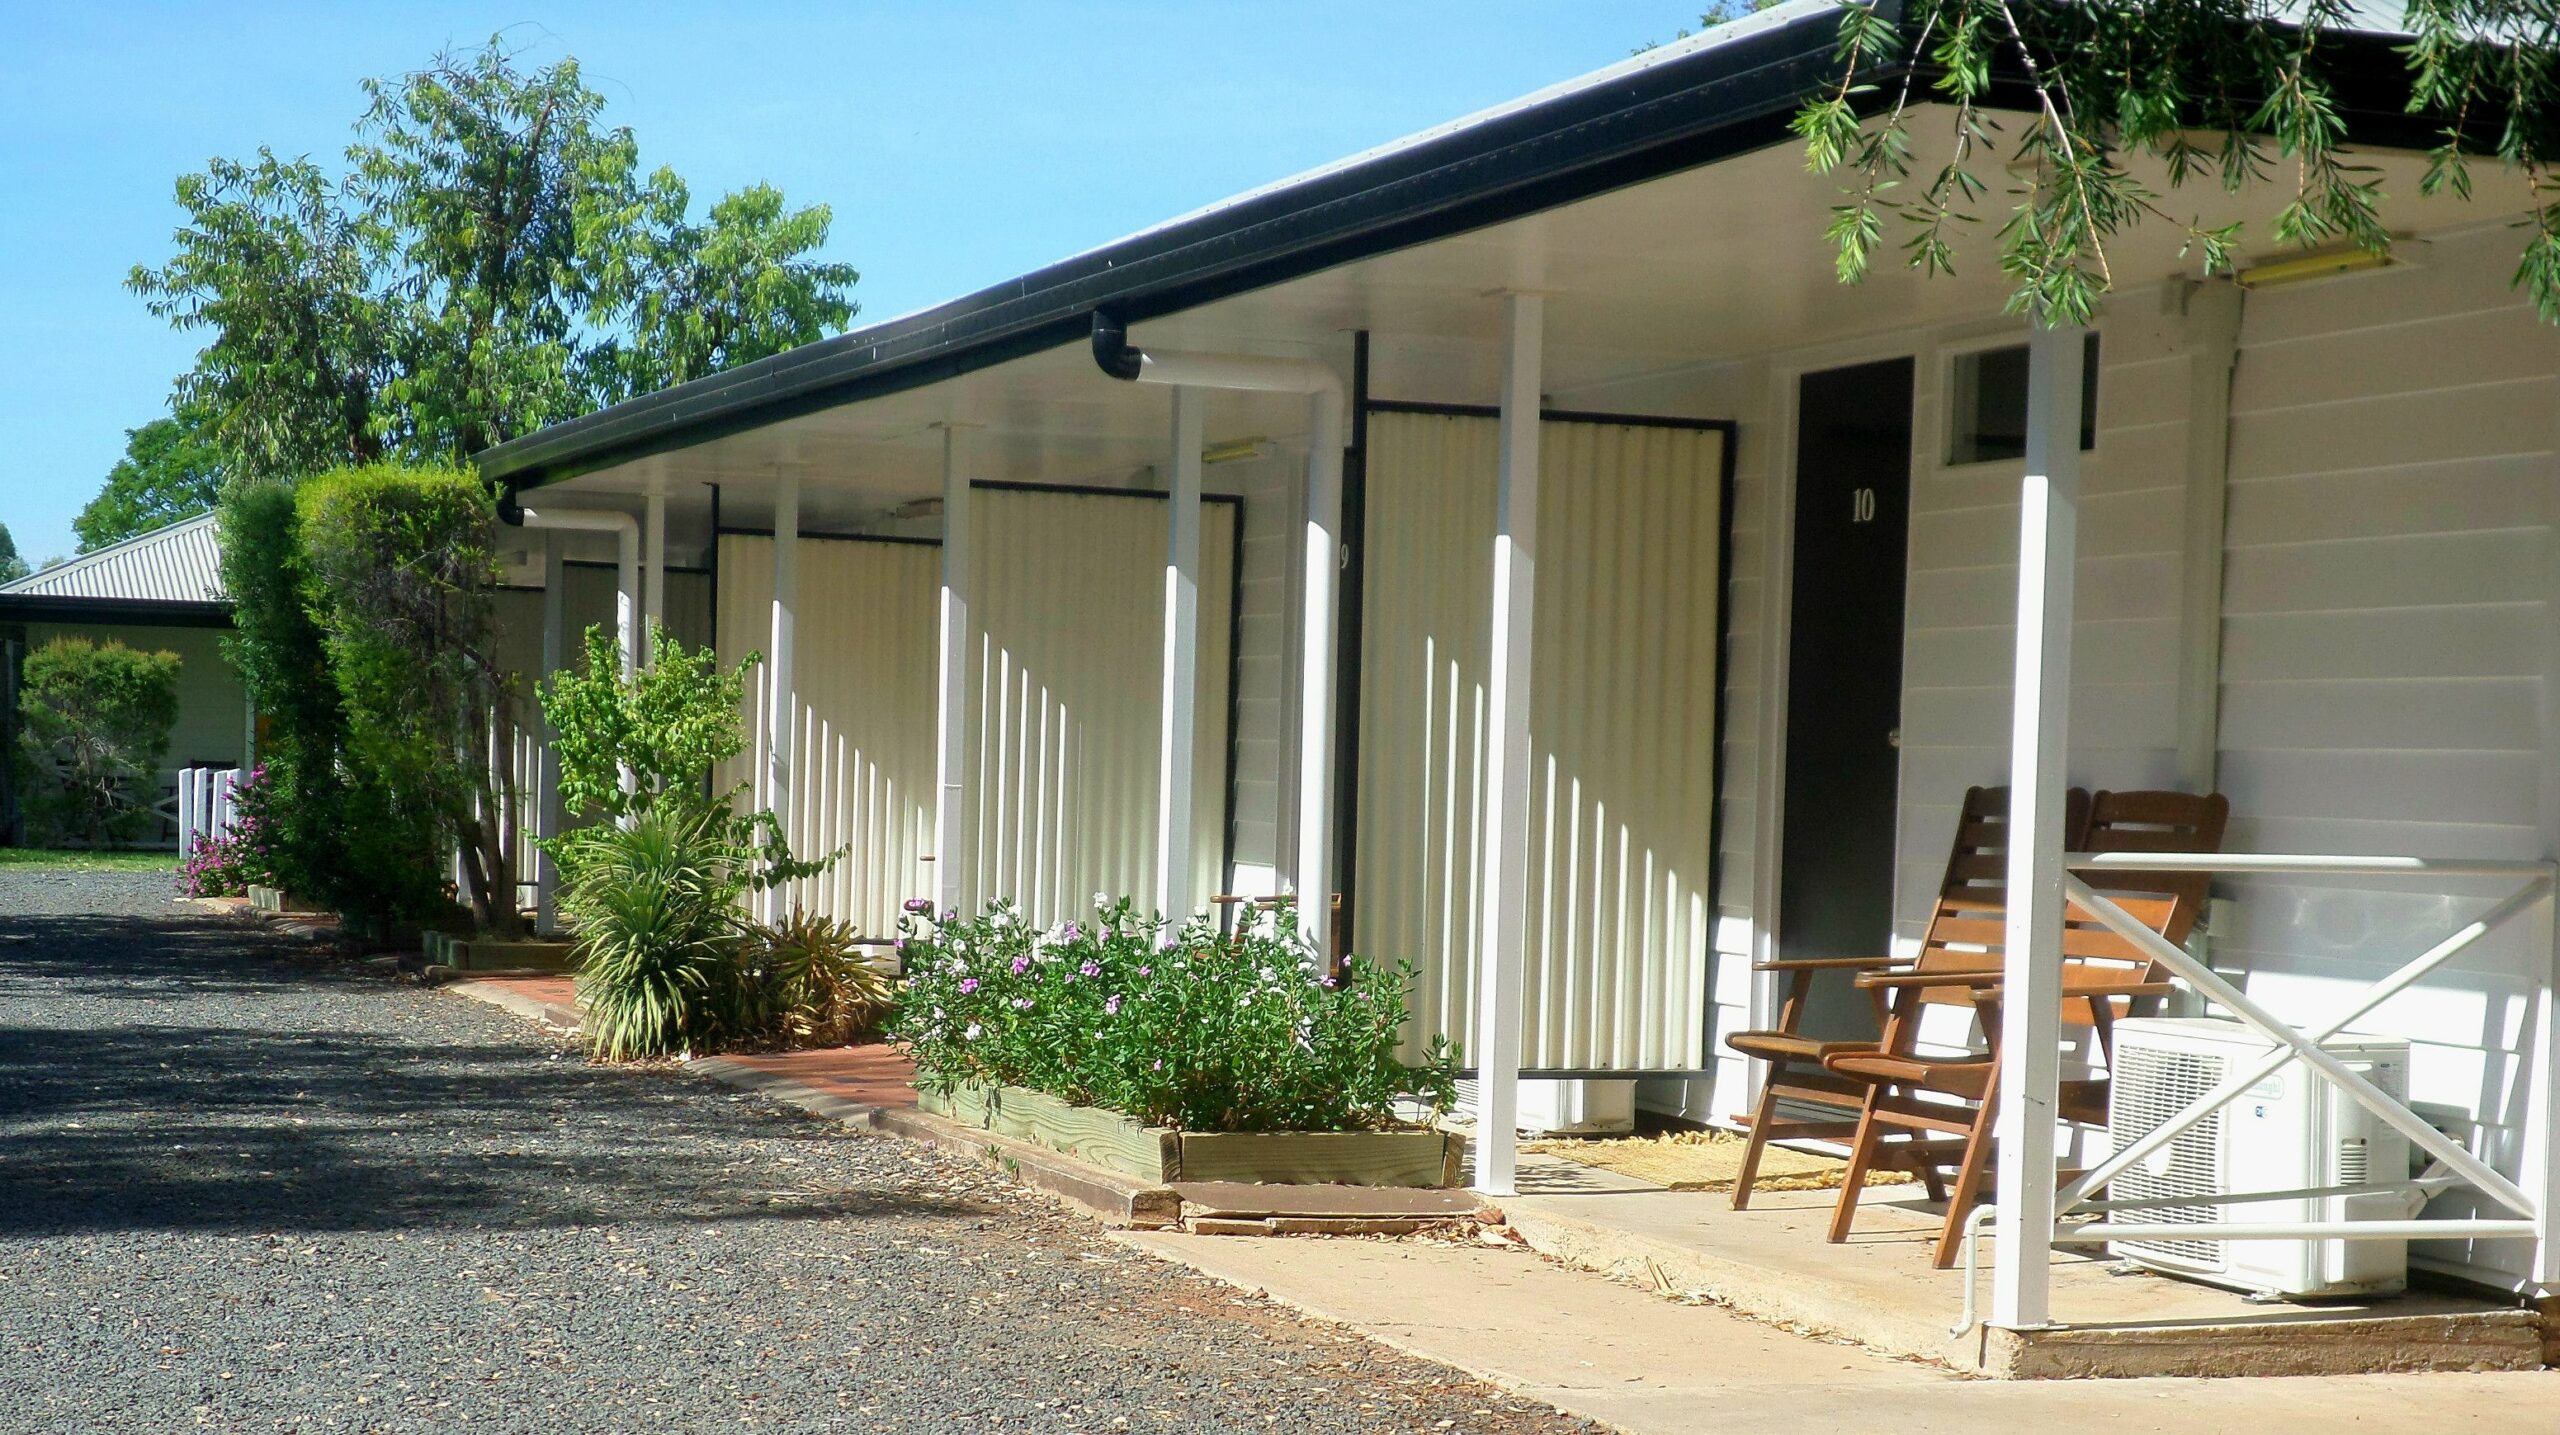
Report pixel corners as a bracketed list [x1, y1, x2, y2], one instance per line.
[1953, 851, 2556, 1333]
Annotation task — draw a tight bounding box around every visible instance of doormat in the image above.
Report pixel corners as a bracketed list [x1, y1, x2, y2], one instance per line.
[1523, 1130, 1914, 1193]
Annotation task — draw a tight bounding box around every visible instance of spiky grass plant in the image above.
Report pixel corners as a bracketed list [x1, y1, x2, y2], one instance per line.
[742, 908, 898, 1048]
[554, 800, 749, 1060]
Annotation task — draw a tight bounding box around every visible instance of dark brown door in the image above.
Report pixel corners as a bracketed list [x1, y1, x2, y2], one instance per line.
[1778, 358, 1914, 1038]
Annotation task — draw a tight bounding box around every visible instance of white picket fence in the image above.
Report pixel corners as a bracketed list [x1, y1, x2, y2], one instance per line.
[175, 766, 243, 855]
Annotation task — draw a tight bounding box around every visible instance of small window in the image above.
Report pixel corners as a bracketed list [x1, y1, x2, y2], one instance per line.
[1946, 334, 2100, 464]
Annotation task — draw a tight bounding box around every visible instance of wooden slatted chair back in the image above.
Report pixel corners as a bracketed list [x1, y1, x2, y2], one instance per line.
[1900, 785, 2090, 1002]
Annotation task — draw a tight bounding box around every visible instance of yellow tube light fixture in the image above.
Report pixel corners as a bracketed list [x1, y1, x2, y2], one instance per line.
[1201, 437, 1268, 464]
[2234, 244, 2393, 289]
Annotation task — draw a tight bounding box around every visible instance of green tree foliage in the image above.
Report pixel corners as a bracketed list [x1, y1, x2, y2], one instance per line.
[0, 523, 27, 585]
[541, 624, 753, 821]
[76, 406, 232, 551]
[13, 638, 182, 849]
[1795, 0, 2560, 324]
[130, 38, 858, 480]
[215, 480, 432, 920]
[296, 464, 519, 934]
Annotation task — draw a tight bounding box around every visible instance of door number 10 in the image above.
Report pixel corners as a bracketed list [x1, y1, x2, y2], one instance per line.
[1850, 487, 1879, 523]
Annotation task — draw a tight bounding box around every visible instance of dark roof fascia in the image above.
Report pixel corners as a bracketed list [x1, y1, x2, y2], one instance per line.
[476, 8, 2452, 496]
[477, 4, 1886, 492]
[0, 596, 234, 630]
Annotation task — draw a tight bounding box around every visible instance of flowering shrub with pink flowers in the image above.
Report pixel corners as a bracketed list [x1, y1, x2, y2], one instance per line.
[175, 765, 287, 898]
[890, 897, 1457, 1133]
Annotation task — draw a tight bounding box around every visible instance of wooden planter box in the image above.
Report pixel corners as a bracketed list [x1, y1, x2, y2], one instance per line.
[917, 1080, 1460, 1188]
[423, 931, 578, 972]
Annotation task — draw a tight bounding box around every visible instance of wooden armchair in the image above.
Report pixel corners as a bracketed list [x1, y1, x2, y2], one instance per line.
[1818, 789, 2229, 1267]
[1721, 785, 2091, 1210]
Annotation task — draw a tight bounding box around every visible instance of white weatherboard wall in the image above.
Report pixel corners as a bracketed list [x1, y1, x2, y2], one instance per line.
[1893, 303, 2197, 936]
[1355, 412, 1724, 1070]
[717, 535, 938, 936]
[2210, 224, 2559, 1290]
[962, 488, 1237, 926]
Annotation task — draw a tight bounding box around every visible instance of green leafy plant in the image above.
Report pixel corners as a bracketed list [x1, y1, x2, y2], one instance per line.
[13, 638, 182, 849]
[539, 627, 833, 1059]
[891, 898, 1457, 1133]
[542, 623, 752, 821]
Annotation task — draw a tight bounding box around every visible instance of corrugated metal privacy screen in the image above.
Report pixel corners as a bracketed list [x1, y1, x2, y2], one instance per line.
[962, 489, 1236, 925]
[715, 488, 1237, 934]
[1355, 413, 1725, 1071]
[719, 535, 939, 936]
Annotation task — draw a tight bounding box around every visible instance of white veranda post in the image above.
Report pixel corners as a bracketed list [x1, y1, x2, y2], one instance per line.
[535, 532, 568, 934]
[764, 473, 801, 925]
[1473, 291, 1544, 1197]
[643, 478, 667, 662]
[934, 423, 975, 923]
[1157, 387, 1205, 921]
[1990, 321, 2088, 1331]
[1294, 390, 1343, 955]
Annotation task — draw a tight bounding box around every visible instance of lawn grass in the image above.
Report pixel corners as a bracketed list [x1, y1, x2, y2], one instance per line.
[0, 847, 180, 872]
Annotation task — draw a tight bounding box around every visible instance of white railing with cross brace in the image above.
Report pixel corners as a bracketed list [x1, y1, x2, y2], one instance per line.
[1956, 852, 2558, 1333]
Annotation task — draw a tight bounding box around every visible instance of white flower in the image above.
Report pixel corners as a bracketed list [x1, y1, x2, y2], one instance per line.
[963, 1022, 982, 1040]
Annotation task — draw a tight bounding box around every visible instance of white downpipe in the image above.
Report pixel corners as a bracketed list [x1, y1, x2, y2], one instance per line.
[518, 506, 639, 676]
[765, 474, 800, 925]
[1473, 293, 1544, 1198]
[934, 424, 976, 925]
[1990, 321, 2087, 1332]
[643, 479, 668, 662]
[1117, 344, 1345, 956]
[1156, 387, 1205, 922]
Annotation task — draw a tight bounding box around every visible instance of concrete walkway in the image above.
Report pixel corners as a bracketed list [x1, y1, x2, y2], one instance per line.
[1125, 1230, 2560, 1434]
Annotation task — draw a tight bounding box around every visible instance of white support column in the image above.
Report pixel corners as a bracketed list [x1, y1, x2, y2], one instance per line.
[643, 478, 668, 664]
[1294, 391, 1344, 955]
[2535, 895, 2560, 1292]
[1990, 320, 2088, 1331]
[1156, 387, 1206, 920]
[1473, 291, 1544, 1198]
[536, 532, 568, 934]
[764, 473, 800, 924]
[934, 424, 976, 923]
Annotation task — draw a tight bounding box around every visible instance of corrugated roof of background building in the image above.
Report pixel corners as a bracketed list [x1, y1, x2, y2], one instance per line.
[0, 512, 226, 603]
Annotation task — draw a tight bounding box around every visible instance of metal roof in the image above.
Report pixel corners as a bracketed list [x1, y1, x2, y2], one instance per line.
[0, 512, 226, 604]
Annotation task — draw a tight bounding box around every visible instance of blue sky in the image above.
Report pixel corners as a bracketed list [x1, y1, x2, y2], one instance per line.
[0, 2, 1692, 565]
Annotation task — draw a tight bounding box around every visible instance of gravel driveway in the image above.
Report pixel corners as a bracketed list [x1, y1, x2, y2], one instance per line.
[0, 873, 1584, 1434]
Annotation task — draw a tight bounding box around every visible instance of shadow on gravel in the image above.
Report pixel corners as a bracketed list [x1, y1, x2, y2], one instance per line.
[0, 911, 366, 1001]
[0, 1018, 994, 1240]
[0, 910, 991, 1241]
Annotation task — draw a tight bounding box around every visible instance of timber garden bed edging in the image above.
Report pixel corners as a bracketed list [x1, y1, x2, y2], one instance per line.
[422, 930, 578, 972]
[917, 1079, 1462, 1188]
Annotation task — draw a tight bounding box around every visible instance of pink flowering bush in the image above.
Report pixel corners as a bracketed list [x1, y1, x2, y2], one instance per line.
[890, 896, 1456, 1132]
[175, 765, 285, 898]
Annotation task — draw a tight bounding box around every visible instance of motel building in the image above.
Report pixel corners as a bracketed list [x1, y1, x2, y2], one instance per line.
[473, 3, 2560, 1374]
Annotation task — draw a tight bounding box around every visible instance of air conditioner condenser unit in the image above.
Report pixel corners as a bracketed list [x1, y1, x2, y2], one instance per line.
[2104, 1016, 2413, 1300]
